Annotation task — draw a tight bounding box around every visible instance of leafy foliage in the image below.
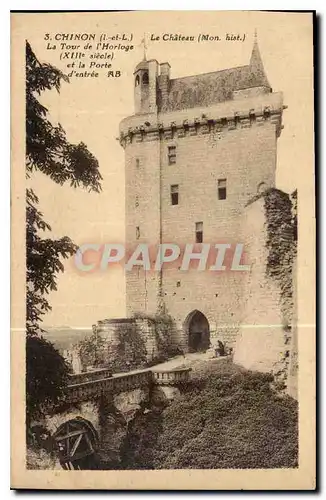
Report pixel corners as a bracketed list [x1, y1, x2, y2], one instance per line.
[76, 332, 107, 370]
[133, 312, 180, 363]
[26, 41, 102, 336]
[26, 335, 71, 421]
[26, 41, 102, 191]
[123, 361, 298, 469]
[120, 408, 163, 469]
[26, 188, 78, 335]
[112, 322, 148, 372]
[25, 41, 101, 417]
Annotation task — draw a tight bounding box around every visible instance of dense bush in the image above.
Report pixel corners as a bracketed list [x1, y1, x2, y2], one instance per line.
[124, 361, 298, 469]
[26, 335, 71, 421]
[76, 331, 107, 370]
[111, 322, 148, 372]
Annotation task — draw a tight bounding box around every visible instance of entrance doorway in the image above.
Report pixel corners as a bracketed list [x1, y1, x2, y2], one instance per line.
[185, 310, 210, 352]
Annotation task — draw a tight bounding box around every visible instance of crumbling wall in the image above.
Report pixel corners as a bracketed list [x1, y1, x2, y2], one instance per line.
[234, 188, 297, 393]
[94, 318, 152, 371]
[93, 314, 180, 370]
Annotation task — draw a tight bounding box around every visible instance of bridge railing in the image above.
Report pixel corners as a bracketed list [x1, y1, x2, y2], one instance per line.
[152, 367, 192, 385]
[68, 368, 113, 386]
[65, 366, 192, 403]
[66, 369, 152, 403]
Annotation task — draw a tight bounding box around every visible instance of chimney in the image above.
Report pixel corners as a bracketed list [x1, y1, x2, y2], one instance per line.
[158, 62, 171, 110]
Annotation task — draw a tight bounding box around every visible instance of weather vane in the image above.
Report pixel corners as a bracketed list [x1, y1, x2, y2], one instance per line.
[141, 33, 147, 60]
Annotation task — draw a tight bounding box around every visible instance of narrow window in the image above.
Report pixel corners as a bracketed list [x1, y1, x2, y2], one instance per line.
[218, 179, 227, 200]
[170, 184, 179, 205]
[168, 146, 176, 165]
[135, 75, 140, 87]
[136, 158, 140, 169]
[142, 72, 149, 84]
[136, 226, 140, 239]
[195, 222, 203, 243]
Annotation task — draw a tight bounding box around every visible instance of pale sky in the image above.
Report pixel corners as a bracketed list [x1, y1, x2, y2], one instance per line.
[13, 11, 313, 328]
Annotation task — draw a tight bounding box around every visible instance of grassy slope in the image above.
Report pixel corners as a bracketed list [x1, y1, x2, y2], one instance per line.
[123, 359, 298, 469]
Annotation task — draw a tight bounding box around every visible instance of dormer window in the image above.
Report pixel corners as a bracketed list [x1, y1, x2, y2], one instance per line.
[142, 72, 149, 84]
[135, 74, 140, 87]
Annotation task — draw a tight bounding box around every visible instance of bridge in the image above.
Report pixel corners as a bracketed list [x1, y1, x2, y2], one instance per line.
[37, 364, 192, 470]
[65, 365, 192, 402]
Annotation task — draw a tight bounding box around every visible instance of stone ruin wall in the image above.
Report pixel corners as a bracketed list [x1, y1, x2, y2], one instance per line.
[234, 188, 297, 396]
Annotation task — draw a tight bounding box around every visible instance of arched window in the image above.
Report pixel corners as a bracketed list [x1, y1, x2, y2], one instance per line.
[142, 71, 149, 85]
[135, 74, 140, 87]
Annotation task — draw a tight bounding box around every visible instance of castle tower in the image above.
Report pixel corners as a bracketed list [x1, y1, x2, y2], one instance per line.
[119, 38, 285, 352]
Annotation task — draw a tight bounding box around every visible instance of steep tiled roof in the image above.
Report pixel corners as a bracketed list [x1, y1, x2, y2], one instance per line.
[160, 39, 271, 112]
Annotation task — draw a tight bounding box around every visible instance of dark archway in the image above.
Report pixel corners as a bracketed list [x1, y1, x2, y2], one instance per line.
[53, 417, 99, 470]
[185, 310, 210, 353]
[142, 71, 149, 84]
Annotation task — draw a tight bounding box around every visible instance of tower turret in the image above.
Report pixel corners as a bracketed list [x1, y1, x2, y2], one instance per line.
[248, 32, 271, 91]
[133, 59, 159, 114]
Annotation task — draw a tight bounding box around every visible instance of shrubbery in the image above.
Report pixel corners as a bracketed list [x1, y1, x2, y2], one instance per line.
[26, 335, 71, 421]
[76, 331, 107, 370]
[123, 360, 298, 469]
[112, 322, 148, 372]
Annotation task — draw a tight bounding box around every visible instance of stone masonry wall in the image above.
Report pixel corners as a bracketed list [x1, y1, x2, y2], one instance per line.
[43, 401, 100, 436]
[160, 120, 278, 349]
[95, 317, 158, 367]
[121, 56, 284, 353]
[125, 135, 161, 316]
[124, 117, 280, 351]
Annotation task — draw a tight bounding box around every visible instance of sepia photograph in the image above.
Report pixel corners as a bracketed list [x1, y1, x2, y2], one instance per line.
[11, 10, 315, 489]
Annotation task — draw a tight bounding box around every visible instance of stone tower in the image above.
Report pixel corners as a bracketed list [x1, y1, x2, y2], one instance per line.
[119, 38, 285, 352]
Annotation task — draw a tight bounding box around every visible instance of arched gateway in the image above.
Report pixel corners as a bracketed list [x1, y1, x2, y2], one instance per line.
[53, 417, 98, 470]
[184, 310, 210, 353]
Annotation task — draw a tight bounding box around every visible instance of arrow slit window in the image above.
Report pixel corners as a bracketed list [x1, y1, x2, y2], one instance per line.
[195, 222, 203, 243]
[170, 184, 179, 205]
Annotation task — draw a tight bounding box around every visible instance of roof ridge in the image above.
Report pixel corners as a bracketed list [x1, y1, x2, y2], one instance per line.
[170, 64, 250, 82]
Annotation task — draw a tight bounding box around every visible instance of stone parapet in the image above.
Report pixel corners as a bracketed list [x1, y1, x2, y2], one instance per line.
[66, 370, 152, 403]
[152, 367, 192, 385]
[119, 92, 284, 147]
[65, 366, 193, 404]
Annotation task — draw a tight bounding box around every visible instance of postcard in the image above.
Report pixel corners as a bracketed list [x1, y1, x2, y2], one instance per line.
[11, 10, 315, 490]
